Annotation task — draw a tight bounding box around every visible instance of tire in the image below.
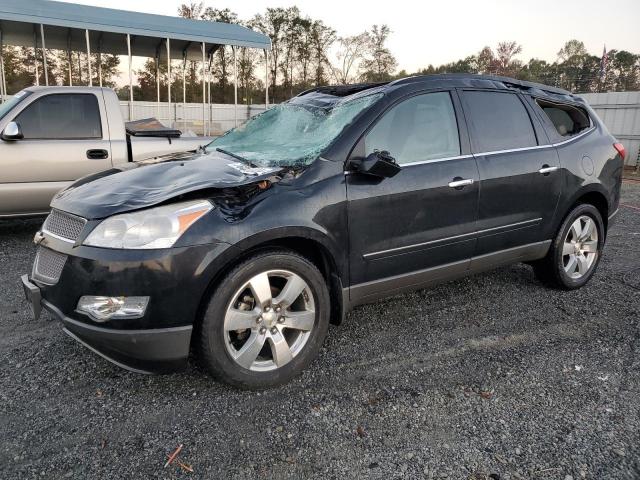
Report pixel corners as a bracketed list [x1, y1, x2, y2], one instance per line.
[533, 203, 604, 290]
[199, 249, 330, 389]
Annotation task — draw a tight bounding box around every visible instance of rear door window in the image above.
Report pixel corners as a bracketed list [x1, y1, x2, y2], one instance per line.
[463, 91, 537, 152]
[536, 99, 591, 138]
[15, 94, 102, 140]
[364, 91, 461, 165]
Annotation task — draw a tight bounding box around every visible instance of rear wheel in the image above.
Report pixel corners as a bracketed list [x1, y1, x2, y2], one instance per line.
[533, 203, 604, 290]
[199, 250, 330, 389]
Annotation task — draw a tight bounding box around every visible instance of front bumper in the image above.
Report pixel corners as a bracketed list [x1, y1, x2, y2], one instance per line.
[22, 275, 192, 373]
[22, 238, 236, 374]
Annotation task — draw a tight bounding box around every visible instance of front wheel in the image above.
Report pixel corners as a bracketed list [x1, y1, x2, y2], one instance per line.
[199, 250, 330, 389]
[533, 203, 604, 290]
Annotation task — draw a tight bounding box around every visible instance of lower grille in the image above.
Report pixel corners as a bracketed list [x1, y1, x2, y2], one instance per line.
[32, 247, 68, 285]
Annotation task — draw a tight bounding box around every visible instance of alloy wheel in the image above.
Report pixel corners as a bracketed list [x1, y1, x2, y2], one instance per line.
[223, 269, 315, 372]
[562, 215, 598, 279]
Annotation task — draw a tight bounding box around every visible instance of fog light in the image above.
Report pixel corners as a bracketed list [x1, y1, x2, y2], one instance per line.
[77, 296, 149, 322]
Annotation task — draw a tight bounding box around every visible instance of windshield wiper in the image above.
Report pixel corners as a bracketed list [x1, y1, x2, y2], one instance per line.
[216, 148, 257, 167]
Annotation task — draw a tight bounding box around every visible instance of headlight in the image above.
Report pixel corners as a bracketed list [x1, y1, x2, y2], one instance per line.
[84, 200, 212, 249]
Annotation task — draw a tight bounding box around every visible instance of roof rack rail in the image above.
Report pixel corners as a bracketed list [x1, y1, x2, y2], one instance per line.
[296, 82, 389, 98]
[391, 73, 573, 97]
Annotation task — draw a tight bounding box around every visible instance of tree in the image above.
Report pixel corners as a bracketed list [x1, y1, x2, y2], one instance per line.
[201, 7, 239, 103]
[252, 7, 292, 102]
[360, 25, 398, 82]
[476, 46, 495, 74]
[309, 20, 336, 86]
[177, 2, 204, 19]
[332, 33, 369, 84]
[495, 41, 522, 76]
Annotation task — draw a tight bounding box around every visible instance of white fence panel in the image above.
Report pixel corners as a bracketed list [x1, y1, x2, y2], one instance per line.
[581, 92, 640, 167]
[120, 101, 268, 137]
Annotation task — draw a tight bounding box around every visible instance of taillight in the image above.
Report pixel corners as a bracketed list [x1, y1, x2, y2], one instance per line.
[613, 142, 626, 160]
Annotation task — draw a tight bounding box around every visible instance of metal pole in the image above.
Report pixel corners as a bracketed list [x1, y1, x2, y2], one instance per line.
[155, 50, 160, 119]
[0, 29, 5, 102]
[85, 29, 92, 87]
[182, 50, 187, 131]
[264, 49, 269, 109]
[67, 31, 73, 86]
[97, 34, 103, 87]
[33, 31, 39, 86]
[182, 52, 187, 105]
[233, 46, 238, 127]
[40, 24, 48, 86]
[0, 30, 7, 103]
[166, 38, 172, 128]
[127, 34, 133, 121]
[207, 51, 213, 135]
[0, 56, 5, 102]
[201, 42, 206, 136]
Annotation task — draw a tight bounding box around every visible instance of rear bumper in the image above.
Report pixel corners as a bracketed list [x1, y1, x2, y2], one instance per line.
[21, 275, 192, 374]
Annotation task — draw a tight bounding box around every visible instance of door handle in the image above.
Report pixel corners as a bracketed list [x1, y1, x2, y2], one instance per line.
[86, 149, 108, 160]
[538, 165, 559, 175]
[448, 178, 474, 189]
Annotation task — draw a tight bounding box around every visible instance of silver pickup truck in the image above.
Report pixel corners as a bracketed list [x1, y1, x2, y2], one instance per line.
[0, 86, 210, 217]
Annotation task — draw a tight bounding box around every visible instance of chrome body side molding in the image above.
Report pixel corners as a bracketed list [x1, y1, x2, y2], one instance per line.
[350, 240, 552, 307]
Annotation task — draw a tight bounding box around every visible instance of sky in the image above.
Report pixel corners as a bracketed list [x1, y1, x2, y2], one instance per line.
[73, 0, 639, 73]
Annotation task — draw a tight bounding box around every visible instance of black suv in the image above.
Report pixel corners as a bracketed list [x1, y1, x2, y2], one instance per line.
[22, 75, 624, 388]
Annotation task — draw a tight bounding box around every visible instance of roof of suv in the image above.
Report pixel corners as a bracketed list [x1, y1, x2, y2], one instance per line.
[297, 74, 580, 105]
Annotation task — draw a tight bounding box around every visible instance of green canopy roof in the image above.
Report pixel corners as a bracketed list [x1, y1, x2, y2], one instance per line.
[0, 0, 271, 60]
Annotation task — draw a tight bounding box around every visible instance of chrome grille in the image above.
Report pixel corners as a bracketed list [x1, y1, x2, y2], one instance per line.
[32, 247, 68, 285]
[43, 210, 86, 242]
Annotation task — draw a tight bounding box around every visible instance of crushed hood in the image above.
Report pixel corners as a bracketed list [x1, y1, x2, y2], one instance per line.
[51, 150, 283, 219]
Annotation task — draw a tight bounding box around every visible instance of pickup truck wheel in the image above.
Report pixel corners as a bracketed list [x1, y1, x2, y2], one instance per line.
[199, 250, 330, 389]
[533, 203, 604, 290]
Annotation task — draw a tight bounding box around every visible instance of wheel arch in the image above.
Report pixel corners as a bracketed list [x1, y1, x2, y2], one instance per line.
[562, 185, 610, 233]
[195, 227, 347, 337]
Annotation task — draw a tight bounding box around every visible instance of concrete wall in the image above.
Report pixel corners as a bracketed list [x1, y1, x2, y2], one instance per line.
[581, 91, 640, 168]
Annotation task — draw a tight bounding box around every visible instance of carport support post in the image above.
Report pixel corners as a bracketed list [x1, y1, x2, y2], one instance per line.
[97, 36, 103, 87]
[166, 38, 172, 128]
[233, 46, 238, 127]
[40, 24, 48, 86]
[182, 51, 187, 103]
[67, 31, 73, 86]
[155, 49, 160, 119]
[127, 34, 133, 121]
[0, 30, 5, 102]
[264, 49, 269, 109]
[33, 31, 39, 86]
[85, 30, 92, 87]
[182, 50, 187, 131]
[201, 42, 206, 136]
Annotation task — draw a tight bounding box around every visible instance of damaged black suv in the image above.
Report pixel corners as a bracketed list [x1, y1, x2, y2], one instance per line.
[22, 75, 624, 388]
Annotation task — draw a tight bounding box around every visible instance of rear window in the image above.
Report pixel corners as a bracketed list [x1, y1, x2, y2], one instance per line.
[463, 91, 537, 152]
[536, 99, 591, 138]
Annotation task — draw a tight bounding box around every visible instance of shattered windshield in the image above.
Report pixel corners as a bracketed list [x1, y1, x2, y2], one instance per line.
[207, 93, 382, 168]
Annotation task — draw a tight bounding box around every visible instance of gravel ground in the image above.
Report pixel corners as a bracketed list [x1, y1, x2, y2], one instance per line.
[1, 184, 639, 480]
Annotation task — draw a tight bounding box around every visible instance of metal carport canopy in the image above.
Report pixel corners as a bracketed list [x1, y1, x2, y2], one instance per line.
[0, 0, 271, 59]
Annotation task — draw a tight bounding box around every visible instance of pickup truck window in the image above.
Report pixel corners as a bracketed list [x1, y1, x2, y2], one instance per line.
[15, 94, 102, 140]
[0, 90, 33, 122]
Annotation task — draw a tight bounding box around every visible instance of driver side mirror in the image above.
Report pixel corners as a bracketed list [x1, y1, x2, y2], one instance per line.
[350, 150, 401, 179]
[2, 121, 23, 141]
